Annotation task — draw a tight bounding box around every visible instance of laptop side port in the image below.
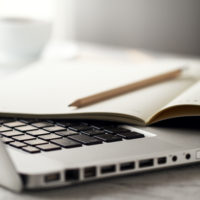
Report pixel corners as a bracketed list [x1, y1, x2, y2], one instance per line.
[139, 159, 154, 168]
[101, 165, 116, 174]
[185, 153, 191, 160]
[120, 162, 135, 171]
[65, 169, 79, 181]
[157, 157, 167, 165]
[172, 156, 178, 162]
[84, 167, 96, 179]
[44, 173, 60, 183]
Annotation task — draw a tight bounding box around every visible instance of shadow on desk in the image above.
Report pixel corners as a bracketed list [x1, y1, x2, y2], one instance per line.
[8, 163, 198, 200]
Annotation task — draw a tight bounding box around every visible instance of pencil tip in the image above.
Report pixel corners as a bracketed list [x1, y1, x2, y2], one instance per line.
[68, 104, 77, 108]
[68, 100, 79, 108]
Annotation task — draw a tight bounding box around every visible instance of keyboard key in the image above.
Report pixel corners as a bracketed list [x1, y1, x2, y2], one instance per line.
[20, 119, 37, 124]
[24, 139, 48, 146]
[37, 143, 61, 151]
[38, 134, 61, 141]
[22, 146, 40, 153]
[10, 141, 27, 148]
[0, 118, 14, 124]
[68, 122, 82, 127]
[104, 127, 131, 134]
[1, 137, 14, 144]
[80, 122, 89, 125]
[4, 121, 26, 128]
[1, 130, 24, 137]
[44, 126, 66, 132]
[90, 122, 111, 130]
[95, 134, 122, 142]
[51, 138, 82, 148]
[55, 129, 78, 137]
[15, 125, 38, 132]
[0, 119, 5, 124]
[0, 126, 12, 132]
[68, 124, 91, 132]
[117, 132, 144, 139]
[46, 120, 55, 124]
[68, 134, 102, 145]
[81, 129, 105, 136]
[56, 120, 71, 127]
[13, 135, 35, 141]
[32, 121, 53, 128]
[27, 129, 49, 136]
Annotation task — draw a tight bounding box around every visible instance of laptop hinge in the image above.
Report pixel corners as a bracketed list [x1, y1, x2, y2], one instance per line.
[0, 140, 23, 192]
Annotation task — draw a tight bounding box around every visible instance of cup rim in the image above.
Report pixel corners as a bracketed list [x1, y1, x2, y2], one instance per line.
[0, 17, 51, 26]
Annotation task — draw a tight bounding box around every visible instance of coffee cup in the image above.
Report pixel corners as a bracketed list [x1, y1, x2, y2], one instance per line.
[0, 17, 51, 64]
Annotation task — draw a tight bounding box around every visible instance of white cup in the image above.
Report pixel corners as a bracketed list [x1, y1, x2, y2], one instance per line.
[0, 17, 51, 64]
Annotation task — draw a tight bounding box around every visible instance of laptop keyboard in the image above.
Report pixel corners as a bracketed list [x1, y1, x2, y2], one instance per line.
[0, 118, 145, 154]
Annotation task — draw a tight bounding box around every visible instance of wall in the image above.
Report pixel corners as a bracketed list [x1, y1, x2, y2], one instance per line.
[72, 0, 200, 55]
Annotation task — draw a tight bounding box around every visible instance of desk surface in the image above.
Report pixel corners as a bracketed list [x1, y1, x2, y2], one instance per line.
[0, 42, 200, 199]
[1, 163, 200, 200]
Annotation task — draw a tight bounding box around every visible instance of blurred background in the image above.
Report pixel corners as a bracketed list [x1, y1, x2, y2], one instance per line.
[0, 0, 200, 56]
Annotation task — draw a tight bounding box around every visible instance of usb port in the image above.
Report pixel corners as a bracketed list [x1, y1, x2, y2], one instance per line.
[44, 173, 60, 183]
[65, 169, 79, 181]
[120, 162, 135, 171]
[157, 157, 167, 164]
[84, 167, 96, 178]
[101, 165, 116, 174]
[139, 159, 154, 168]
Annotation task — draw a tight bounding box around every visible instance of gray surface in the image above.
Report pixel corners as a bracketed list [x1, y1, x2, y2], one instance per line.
[72, 0, 200, 55]
[1, 163, 200, 200]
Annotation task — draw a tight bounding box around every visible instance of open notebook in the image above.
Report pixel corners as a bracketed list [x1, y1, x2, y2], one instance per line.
[0, 58, 199, 125]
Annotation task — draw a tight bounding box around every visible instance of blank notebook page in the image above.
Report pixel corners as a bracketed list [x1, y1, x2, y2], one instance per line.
[166, 80, 200, 107]
[0, 59, 195, 122]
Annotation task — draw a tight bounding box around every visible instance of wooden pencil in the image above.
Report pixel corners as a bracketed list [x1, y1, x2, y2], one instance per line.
[69, 68, 183, 108]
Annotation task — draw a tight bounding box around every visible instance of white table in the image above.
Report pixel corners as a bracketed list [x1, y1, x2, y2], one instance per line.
[1, 163, 200, 200]
[0, 42, 200, 199]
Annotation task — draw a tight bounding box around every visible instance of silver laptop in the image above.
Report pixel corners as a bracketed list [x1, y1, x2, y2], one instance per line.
[0, 117, 200, 192]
